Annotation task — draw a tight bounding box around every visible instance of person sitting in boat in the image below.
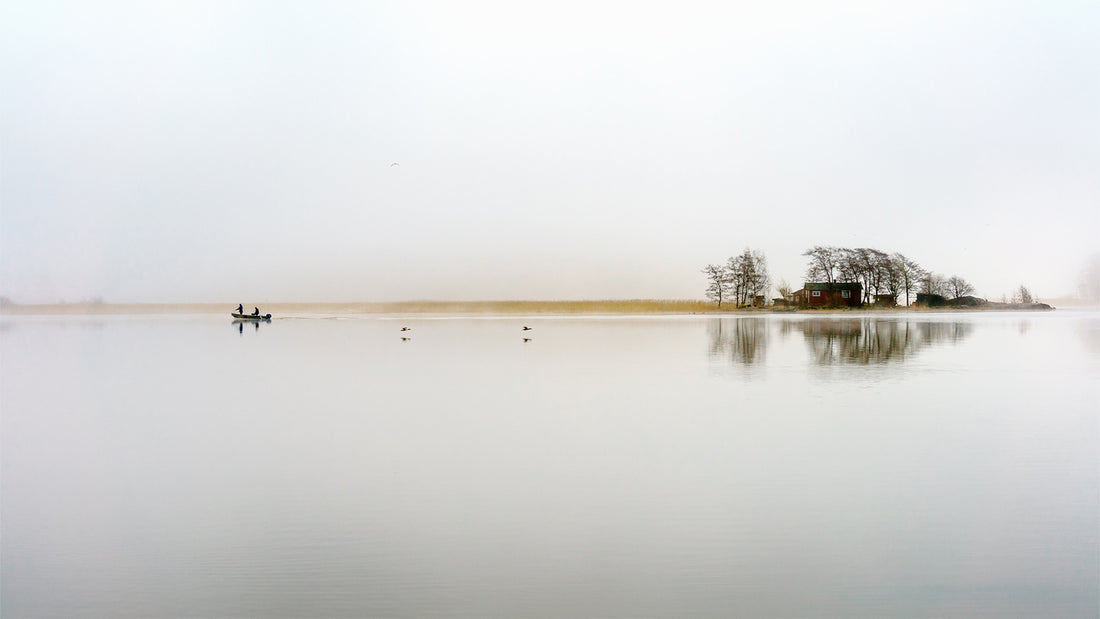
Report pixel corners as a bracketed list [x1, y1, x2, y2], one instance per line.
[252, 307, 260, 316]
[236, 303, 243, 314]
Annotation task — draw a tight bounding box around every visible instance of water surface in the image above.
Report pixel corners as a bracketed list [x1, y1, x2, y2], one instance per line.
[2, 312, 1097, 618]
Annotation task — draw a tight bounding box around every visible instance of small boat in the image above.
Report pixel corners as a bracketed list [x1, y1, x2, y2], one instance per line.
[232, 313, 271, 320]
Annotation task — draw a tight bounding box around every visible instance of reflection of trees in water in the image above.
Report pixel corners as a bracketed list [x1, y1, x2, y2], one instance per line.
[707, 318, 767, 365]
[711, 318, 973, 366]
[801, 319, 972, 365]
[777, 320, 797, 340]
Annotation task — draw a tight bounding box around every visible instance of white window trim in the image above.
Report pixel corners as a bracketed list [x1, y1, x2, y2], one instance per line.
[812, 291, 821, 297]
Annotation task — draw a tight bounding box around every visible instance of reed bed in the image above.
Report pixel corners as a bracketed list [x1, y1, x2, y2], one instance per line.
[2, 299, 725, 315]
[271, 299, 724, 315]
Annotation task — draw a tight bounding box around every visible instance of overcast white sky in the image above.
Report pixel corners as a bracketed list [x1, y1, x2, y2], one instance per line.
[2, 1, 1097, 303]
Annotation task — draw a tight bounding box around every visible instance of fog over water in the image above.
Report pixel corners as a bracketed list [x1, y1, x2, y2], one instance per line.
[2, 2, 1099, 303]
[1, 312, 1097, 618]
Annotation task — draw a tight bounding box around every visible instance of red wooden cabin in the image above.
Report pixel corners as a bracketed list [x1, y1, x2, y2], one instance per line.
[791, 282, 863, 307]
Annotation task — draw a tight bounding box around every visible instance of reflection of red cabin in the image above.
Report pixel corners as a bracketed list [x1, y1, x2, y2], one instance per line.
[792, 282, 862, 307]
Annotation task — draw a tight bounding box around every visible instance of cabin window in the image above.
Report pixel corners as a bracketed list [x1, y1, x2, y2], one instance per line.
[842, 290, 850, 299]
[812, 291, 821, 297]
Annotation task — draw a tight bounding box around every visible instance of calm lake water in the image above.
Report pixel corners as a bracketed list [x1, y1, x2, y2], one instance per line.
[2, 311, 1097, 618]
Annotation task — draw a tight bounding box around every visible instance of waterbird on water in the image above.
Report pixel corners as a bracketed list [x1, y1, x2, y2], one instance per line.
[522, 326, 532, 331]
[401, 327, 411, 332]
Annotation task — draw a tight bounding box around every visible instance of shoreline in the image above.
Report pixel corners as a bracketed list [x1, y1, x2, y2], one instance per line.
[0, 299, 1066, 316]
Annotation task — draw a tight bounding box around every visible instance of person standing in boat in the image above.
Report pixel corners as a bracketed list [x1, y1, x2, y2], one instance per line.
[236, 303, 243, 314]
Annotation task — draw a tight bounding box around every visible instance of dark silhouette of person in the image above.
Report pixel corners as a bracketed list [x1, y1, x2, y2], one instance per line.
[252, 307, 260, 316]
[236, 304, 243, 314]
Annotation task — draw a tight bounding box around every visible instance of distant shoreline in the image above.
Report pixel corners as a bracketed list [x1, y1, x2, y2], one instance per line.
[0, 299, 1066, 316]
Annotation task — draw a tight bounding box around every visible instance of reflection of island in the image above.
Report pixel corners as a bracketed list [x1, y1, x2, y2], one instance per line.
[798, 319, 972, 365]
[711, 318, 973, 366]
[708, 318, 767, 365]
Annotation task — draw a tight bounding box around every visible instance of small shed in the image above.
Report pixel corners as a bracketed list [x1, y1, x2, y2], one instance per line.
[792, 282, 863, 307]
[916, 293, 947, 307]
[875, 294, 898, 307]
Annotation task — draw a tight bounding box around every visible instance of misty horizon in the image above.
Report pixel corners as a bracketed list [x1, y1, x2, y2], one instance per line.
[2, 2, 1098, 304]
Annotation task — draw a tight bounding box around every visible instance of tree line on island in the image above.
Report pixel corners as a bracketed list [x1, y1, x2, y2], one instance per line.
[704, 245, 1037, 308]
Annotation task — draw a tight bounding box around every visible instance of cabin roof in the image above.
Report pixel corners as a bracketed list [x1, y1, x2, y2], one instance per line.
[802, 282, 862, 291]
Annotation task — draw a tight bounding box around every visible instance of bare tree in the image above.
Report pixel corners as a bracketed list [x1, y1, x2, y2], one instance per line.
[728, 249, 768, 307]
[836, 247, 858, 284]
[702, 264, 729, 307]
[946, 275, 975, 299]
[775, 278, 793, 302]
[880, 258, 904, 304]
[749, 250, 769, 305]
[920, 272, 949, 297]
[872, 251, 895, 299]
[1016, 285, 1034, 304]
[726, 250, 752, 305]
[891, 253, 923, 306]
[802, 246, 842, 284]
[727, 251, 744, 306]
[725, 255, 744, 306]
[842, 247, 890, 303]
